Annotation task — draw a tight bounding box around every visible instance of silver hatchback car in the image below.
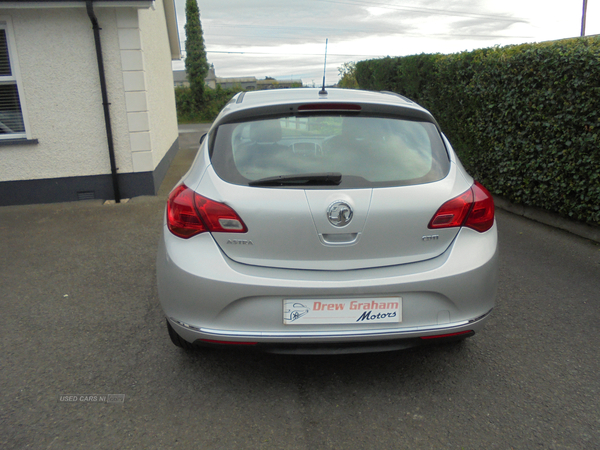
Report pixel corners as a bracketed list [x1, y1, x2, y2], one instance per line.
[157, 88, 498, 354]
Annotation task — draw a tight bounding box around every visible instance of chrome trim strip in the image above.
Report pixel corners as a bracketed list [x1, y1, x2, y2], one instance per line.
[173, 309, 493, 339]
[200, 320, 472, 339]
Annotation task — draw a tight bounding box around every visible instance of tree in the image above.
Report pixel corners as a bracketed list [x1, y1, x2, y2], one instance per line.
[338, 62, 358, 89]
[184, 0, 209, 105]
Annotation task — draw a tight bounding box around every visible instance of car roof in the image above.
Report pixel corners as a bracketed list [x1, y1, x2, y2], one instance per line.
[212, 88, 439, 128]
[236, 88, 413, 107]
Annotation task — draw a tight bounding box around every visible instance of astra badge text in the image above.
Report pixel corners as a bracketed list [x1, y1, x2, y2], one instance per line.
[226, 239, 253, 245]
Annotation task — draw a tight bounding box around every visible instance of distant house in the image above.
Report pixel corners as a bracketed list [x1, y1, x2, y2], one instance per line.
[173, 69, 189, 87]
[0, 0, 181, 206]
[174, 65, 302, 91]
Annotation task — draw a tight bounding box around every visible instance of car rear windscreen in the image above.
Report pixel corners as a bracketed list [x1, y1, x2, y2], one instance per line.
[210, 115, 450, 188]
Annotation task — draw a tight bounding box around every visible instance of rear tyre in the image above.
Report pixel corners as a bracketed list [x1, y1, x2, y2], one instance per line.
[166, 319, 197, 350]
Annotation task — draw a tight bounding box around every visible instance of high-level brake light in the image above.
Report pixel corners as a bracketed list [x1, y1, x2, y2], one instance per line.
[298, 103, 362, 112]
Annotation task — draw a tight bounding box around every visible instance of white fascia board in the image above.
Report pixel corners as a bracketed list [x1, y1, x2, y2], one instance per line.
[0, 2, 153, 9]
[163, 0, 180, 60]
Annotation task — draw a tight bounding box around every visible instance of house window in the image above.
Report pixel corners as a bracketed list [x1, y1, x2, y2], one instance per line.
[0, 22, 26, 139]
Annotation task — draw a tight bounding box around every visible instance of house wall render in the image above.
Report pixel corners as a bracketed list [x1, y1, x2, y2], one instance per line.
[0, 0, 179, 206]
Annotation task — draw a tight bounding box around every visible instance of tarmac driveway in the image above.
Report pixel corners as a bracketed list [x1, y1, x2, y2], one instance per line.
[1, 125, 599, 449]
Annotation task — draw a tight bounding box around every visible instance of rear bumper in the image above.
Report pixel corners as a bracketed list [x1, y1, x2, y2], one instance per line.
[168, 312, 490, 354]
[169, 309, 490, 340]
[157, 223, 498, 347]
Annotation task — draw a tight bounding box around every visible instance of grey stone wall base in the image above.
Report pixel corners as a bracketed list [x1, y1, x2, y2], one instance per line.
[494, 196, 600, 244]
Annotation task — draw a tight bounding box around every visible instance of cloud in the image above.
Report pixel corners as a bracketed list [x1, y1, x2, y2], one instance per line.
[172, 0, 589, 84]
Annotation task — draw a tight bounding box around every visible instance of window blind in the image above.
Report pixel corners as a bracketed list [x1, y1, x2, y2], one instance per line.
[0, 27, 26, 137]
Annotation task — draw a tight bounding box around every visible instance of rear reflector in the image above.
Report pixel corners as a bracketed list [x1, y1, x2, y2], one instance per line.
[420, 330, 474, 340]
[428, 181, 495, 233]
[167, 185, 247, 239]
[200, 339, 257, 346]
[298, 103, 362, 112]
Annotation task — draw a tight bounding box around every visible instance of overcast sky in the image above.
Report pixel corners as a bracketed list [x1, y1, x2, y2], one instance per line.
[172, 0, 600, 86]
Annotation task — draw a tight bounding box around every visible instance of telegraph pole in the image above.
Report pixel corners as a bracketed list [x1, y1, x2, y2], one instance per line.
[581, 0, 588, 36]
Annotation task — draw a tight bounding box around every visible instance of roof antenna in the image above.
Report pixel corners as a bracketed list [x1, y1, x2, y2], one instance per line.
[319, 39, 328, 96]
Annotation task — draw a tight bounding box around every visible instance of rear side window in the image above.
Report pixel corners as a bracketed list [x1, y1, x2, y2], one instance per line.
[211, 115, 450, 188]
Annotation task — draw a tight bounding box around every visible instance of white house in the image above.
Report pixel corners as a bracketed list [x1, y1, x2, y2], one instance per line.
[0, 0, 180, 205]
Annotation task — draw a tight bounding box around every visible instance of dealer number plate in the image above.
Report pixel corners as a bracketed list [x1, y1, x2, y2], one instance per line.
[283, 298, 402, 325]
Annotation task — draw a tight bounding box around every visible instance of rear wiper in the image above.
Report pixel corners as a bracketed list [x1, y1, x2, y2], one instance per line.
[248, 172, 342, 187]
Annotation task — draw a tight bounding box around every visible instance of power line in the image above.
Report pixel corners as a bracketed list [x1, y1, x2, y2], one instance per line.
[204, 31, 533, 43]
[206, 51, 390, 57]
[207, 23, 404, 35]
[205, 24, 531, 39]
[314, 0, 527, 23]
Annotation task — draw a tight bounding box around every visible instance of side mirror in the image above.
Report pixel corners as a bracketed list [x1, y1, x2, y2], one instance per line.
[199, 133, 207, 145]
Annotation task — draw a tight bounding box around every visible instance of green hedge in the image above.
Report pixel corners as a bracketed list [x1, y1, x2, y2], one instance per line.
[355, 38, 600, 226]
[175, 85, 238, 123]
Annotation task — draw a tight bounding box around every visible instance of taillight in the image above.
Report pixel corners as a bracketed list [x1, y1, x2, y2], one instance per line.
[167, 185, 247, 238]
[167, 185, 206, 238]
[428, 189, 473, 229]
[466, 182, 495, 232]
[428, 181, 495, 233]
